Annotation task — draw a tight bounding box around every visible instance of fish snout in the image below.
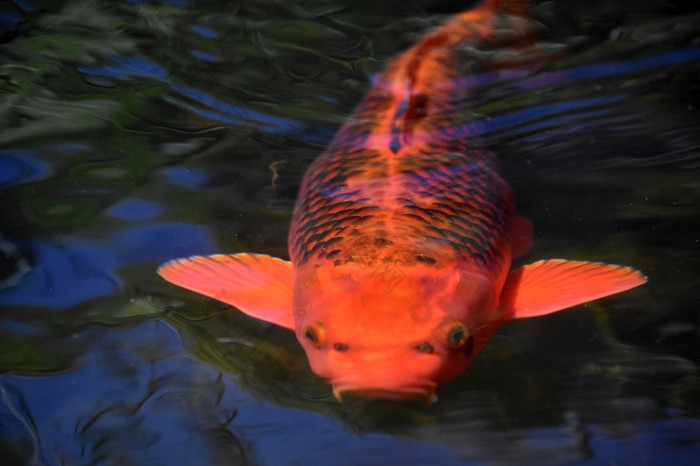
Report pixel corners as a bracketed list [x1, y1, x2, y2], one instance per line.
[326, 348, 441, 401]
[332, 381, 437, 402]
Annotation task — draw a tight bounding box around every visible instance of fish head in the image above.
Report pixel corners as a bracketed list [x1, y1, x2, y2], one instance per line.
[293, 261, 503, 400]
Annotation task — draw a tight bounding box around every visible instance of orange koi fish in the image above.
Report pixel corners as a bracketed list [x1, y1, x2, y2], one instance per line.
[158, 0, 646, 400]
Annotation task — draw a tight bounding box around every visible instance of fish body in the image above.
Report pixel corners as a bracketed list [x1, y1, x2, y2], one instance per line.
[159, 0, 646, 400]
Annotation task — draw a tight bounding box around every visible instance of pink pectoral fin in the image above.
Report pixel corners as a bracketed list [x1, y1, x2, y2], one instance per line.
[158, 253, 295, 330]
[500, 259, 647, 319]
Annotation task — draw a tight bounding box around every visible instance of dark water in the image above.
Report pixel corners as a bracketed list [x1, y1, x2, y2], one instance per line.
[1, 0, 700, 464]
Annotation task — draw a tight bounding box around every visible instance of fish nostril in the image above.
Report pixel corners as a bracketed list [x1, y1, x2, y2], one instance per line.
[414, 342, 434, 354]
[333, 343, 350, 352]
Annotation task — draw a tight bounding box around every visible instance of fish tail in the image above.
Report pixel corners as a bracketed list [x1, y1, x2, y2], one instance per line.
[378, 0, 534, 104]
[478, 0, 528, 17]
[401, 0, 533, 72]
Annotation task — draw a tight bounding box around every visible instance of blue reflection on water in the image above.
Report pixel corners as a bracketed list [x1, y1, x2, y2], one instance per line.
[167, 82, 303, 131]
[162, 167, 209, 189]
[470, 94, 628, 136]
[0, 320, 39, 335]
[9, 0, 40, 13]
[191, 24, 218, 39]
[190, 49, 219, 62]
[77, 56, 305, 132]
[466, 47, 700, 137]
[0, 223, 216, 309]
[2, 318, 698, 464]
[107, 199, 163, 221]
[111, 223, 216, 264]
[0, 320, 469, 465]
[377, 46, 700, 140]
[517, 45, 700, 91]
[0, 240, 120, 309]
[566, 46, 700, 81]
[2, 7, 699, 465]
[582, 418, 700, 465]
[0, 10, 22, 32]
[0, 151, 51, 187]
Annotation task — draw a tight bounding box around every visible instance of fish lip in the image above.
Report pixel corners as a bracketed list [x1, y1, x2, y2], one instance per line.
[332, 382, 437, 402]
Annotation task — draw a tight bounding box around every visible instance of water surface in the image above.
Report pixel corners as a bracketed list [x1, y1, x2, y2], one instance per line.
[1, 0, 700, 464]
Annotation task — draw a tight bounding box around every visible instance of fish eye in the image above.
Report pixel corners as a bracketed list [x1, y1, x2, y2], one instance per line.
[432, 320, 470, 350]
[303, 323, 325, 348]
[446, 324, 468, 349]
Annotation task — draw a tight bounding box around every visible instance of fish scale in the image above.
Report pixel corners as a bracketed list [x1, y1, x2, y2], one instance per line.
[290, 142, 513, 270]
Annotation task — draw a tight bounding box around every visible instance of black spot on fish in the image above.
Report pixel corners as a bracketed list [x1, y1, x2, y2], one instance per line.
[333, 343, 349, 352]
[325, 249, 341, 260]
[415, 255, 436, 264]
[406, 93, 428, 121]
[374, 237, 394, 247]
[415, 342, 434, 354]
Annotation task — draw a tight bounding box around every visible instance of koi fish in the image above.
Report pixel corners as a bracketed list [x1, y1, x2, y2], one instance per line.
[158, 0, 646, 401]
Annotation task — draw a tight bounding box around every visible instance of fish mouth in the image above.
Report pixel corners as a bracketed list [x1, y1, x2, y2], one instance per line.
[332, 382, 437, 402]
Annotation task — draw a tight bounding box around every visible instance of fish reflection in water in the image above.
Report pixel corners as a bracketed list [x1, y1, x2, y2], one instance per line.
[158, 0, 646, 400]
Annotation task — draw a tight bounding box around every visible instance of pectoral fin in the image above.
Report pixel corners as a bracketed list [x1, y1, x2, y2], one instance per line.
[500, 259, 647, 319]
[158, 253, 295, 330]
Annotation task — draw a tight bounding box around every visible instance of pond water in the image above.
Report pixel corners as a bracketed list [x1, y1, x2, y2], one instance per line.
[1, 0, 700, 464]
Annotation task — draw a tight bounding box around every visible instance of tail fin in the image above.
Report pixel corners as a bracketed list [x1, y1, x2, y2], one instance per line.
[479, 0, 528, 17]
[393, 0, 534, 82]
